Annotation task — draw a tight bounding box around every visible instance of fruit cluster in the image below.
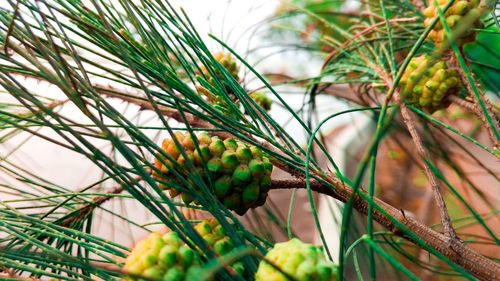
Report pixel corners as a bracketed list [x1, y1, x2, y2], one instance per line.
[153, 132, 273, 215]
[255, 238, 338, 281]
[123, 219, 248, 281]
[423, 0, 486, 46]
[399, 54, 460, 111]
[194, 219, 245, 275]
[123, 232, 200, 281]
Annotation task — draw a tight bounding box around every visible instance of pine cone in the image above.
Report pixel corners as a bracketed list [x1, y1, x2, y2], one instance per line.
[399, 54, 460, 111]
[153, 132, 273, 215]
[201, 52, 240, 81]
[123, 232, 200, 281]
[423, 0, 488, 46]
[194, 219, 245, 275]
[250, 92, 272, 112]
[255, 238, 338, 281]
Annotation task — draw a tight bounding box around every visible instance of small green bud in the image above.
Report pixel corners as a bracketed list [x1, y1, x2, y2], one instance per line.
[242, 183, 260, 204]
[159, 245, 178, 267]
[249, 159, 265, 178]
[209, 139, 225, 157]
[198, 132, 211, 145]
[215, 176, 232, 198]
[223, 139, 238, 151]
[163, 232, 181, 247]
[236, 146, 252, 162]
[425, 80, 439, 91]
[178, 246, 195, 266]
[143, 266, 165, 279]
[141, 252, 158, 268]
[164, 266, 184, 281]
[233, 164, 251, 182]
[250, 146, 263, 158]
[223, 193, 242, 210]
[221, 151, 238, 171]
[214, 237, 234, 255]
[263, 158, 273, 174]
[207, 157, 222, 173]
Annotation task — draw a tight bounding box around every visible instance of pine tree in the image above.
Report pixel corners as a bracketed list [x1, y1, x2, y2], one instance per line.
[0, 0, 499, 280]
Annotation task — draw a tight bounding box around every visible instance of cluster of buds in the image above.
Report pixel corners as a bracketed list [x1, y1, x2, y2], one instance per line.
[423, 0, 488, 46]
[255, 238, 338, 281]
[399, 54, 460, 111]
[153, 132, 273, 215]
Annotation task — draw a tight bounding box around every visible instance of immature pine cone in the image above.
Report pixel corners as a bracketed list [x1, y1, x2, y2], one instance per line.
[194, 219, 245, 275]
[423, 0, 487, 46]
[201, 52, 240, 81]
[255, 238, 338, 281]
[250, 91, 273, 112]
[123, 232, 200, 281]
[399, 54, 460, 111]
[153, 132, 273, 215]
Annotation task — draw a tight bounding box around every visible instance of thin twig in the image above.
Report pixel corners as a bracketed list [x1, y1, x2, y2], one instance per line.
[59, 181, 128, 228]
[399, 102, 459, 241]
[321, 17, 419, 70]
[446, 95, 478, 113]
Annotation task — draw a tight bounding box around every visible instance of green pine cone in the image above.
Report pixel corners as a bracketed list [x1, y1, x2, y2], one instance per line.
[194, 219, 245, 276]
[250, 91, 272, 111]
[423, 0, 489, 46]
[154, 132, 273, 215]
[399, 54, 460, 112]
[123, 232, 200, 281]
[200, 52, 240, 81]
[255, 238, 338, 281]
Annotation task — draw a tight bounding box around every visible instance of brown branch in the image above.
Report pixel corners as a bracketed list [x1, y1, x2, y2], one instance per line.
[59, 182, 126, 228]
[92, 83, 235, 140]
[446, 95, 478, 114]
[399, 103, 458, 240]
[321, 17, 419, 71]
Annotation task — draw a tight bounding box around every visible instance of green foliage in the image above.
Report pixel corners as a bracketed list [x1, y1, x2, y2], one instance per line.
[0, 0, 498, 280]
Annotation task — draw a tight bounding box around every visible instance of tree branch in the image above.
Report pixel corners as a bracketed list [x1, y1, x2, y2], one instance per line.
[399, 103, 458, 240]
[446, 95, 478, 113]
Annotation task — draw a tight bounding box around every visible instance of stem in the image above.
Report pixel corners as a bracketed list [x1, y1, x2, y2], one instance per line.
[399, 103, 458, 240]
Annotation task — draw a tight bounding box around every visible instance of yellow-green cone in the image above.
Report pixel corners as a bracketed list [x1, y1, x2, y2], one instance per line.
[250, 92, 272, 111]
[194, 219, 245, 276]
[255, 238, 338, 281]
[123, 232, 200, 281]
[153, 132, 273, 215]
[399, 54, 460, 111]
[201, 52, 240, 81]
[423, 0, 488, 46]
